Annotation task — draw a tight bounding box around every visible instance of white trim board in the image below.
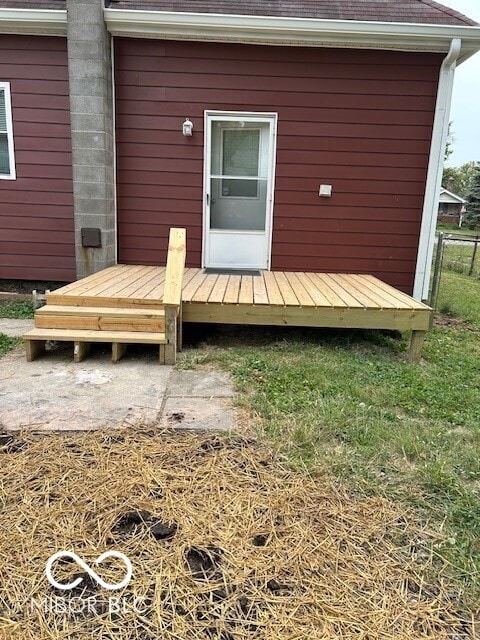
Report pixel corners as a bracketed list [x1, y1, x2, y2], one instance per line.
[1, 7, 479, 60]
[104, 9, 480, 61]
[0, 8, 67, 36]
[0, 81, 16, 181]
[413, 38, 460, 301]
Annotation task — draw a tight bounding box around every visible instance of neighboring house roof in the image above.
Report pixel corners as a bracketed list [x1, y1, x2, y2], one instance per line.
[0, 0, 476, 26]
[439, 188, 468, 204]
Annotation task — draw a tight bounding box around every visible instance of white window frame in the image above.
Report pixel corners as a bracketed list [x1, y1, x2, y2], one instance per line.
[0, 82, 16, 180]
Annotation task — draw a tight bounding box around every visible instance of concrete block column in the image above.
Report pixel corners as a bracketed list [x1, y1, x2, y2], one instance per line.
[67, 0, 116, 278]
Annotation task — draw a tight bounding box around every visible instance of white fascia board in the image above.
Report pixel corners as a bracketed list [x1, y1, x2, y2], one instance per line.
[104, 9, 480, 58]
[0, 8, 67, 36]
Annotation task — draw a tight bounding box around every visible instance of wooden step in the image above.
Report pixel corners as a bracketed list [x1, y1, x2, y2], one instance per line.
[35, 305, 165, 333]
[24, 328, 167, 345]
[24, 328, 168, 364]
[46, 293, 164, 310]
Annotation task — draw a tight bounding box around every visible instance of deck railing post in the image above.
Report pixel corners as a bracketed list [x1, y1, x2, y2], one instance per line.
[162, 228, 186, 364]
[164, 305, 177, 365]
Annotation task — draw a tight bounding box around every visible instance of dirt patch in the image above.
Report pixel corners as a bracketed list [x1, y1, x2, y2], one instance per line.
[434, 313, 479, 331]
[0, 279, 68, 295]
[0, 429, 474, 639]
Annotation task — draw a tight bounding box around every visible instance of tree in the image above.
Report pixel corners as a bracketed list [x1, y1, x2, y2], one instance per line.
[463, 163, 480, 229]
[442, 161, 478, 199]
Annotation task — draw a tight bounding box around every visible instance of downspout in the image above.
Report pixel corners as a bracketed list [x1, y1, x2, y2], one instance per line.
[111, 36, 118, 265]
[413, 38, 461, 301]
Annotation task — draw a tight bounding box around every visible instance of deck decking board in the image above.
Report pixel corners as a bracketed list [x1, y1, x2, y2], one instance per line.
[207, 274, 230, 303]
[295, 273, 333, 307]
[132, 270, 167, 300]
[263, 271, 285, 306]
[52, 266, 127, 298]
[53, 266, 122, 295]
[192, 273, 219, 303]
[335, 274, 389, 309]
[284, 272, 316, 307]
[364, 275, 427, 309]
[118, 266, 161, 298]
[253, 275, 269, 305]
[306, 273, 350, 308]
[181, 270, 210, 301]
[319, 274, 367, 308]
[348, 274, 405, 309]
[238, 276, 254, 305]
[223, 275, 242, 305]
[82, 265, 147, 298]
[273, 271, 300, 306]
[103, 265, 154, 297]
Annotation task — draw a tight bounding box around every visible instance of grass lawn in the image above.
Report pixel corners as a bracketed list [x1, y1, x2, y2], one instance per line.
[179, 276, 480, 606]
[0, 299, 34, 319]
[439, 242, 480, 279]
[437, 223, 480, 237]
[0, 301, 32, 357]
[0, 333, 20, 357]
[437, 270, 480, 327]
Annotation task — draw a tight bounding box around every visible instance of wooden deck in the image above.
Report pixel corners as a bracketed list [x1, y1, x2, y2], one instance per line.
[22, 264, 433, 363]
[44, 265, 431, 332]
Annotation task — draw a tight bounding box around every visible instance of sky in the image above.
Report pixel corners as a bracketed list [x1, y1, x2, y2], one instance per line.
[440, 0, 480, 167]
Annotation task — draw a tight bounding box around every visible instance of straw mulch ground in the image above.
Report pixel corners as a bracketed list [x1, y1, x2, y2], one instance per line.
[0, 429, 475, 640]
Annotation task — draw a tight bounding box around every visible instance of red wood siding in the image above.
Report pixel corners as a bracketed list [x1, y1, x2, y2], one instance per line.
[115, 39, 441, 293]
[0, 35, 75, 282]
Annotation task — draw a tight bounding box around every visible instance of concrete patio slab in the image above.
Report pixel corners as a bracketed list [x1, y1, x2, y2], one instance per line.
[161, 397, 234, 431]
[168, 370, 235, 398]
[0, 346, 235, 432]
[0, 318, 34, 337]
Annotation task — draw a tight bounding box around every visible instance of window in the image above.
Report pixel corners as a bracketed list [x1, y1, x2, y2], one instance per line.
[0, 82, 15, 180]
[221, 128, 260, 198]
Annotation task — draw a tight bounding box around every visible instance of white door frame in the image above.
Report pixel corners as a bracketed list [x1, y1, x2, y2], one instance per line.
[202, 110, 278, 270]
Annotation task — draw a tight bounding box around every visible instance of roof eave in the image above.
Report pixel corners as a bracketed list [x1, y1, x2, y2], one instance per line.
[104, 9, 480, 61]
[440, 188, 468, 203]
[0, 7, 479, 59]
[0, 8, 67, 36]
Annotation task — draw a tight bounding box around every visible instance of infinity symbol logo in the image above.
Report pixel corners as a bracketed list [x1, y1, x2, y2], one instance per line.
[46, 551, 133, 591]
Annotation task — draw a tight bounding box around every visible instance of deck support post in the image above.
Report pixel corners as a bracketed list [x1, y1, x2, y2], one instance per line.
[177, 306, 183, 352]
[112, 343, 127, 363]
[74, 341, 90, 363]
[25, 339, 45, 362]
[159, 345, 166, 364]
[164, 305, 177, 365]
[408, 330, 427, 363]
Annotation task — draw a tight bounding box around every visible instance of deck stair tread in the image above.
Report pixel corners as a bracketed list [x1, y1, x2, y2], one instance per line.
[36, 305, 165, 318]
[35, 305, 166, 332]
[24, 328, 167, 344]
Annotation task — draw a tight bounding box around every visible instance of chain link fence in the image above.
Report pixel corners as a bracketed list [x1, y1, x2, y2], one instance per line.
[430, 232, 480, 308]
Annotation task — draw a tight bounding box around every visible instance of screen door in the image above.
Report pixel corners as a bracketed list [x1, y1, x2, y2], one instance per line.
[203, 112, 277, 270]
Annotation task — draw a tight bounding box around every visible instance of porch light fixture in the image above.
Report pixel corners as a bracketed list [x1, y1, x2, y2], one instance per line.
[182, 118, 193, 136]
